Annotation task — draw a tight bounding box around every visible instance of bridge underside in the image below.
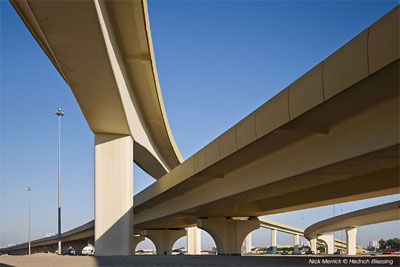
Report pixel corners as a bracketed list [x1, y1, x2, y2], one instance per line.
[133, 60, 399, 229]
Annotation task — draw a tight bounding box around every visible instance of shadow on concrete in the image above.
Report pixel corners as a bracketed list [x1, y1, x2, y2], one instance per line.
[95, 207, 133, 256]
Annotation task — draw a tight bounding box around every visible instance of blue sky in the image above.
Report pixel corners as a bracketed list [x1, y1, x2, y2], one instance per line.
[1, 0, 398, 249]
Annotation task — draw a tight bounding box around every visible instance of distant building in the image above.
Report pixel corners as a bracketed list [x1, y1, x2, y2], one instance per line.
[367, 240, 378, 250]
[301, 241, 310, 247]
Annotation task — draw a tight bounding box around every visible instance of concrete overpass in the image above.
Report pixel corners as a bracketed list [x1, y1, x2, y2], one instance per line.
[305, 201, 400, 255]
[0, 218, 330, 255]
[259, 218, 303, 254]
[8, 0, 399, 256]
[131, 4, 399, 252]
[10, 0, 183, 256]
[258, 218, 357, 255]
[0, 221, 94, 255]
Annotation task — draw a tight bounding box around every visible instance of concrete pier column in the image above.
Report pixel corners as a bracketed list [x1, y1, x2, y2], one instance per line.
[94, 134, 133, 256]
[197, 217, 260, 255]
[271, 229, 277, 254]
[318, 234, 335, 254]
[75, 241, 91, 255]
[310, 238, 317, 253]
[346, 227, 357, 255]
[187, 226, 201, 255]
[142, 229, 186, 255]
[294, 234, 299, 253]
[245, 233, 252, 254]
[133, 235, 145, 254]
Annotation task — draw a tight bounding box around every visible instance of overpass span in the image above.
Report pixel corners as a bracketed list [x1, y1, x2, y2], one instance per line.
[10, 0, 185, 255]
[305, 201, 400, 255]
[9, 0, 400, 256]
[0, 217, 352, 255]
[10, 0, 182, 178]
[132, 5, 399, 229]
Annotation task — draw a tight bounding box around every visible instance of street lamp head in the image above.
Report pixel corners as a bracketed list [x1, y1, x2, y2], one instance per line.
[55, 108, 64, 116]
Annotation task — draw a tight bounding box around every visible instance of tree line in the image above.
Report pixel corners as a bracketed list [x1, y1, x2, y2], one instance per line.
[379, 238, 400, 251]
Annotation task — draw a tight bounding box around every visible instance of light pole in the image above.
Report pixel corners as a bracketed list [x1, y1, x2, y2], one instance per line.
[374, 224, 377, 252]
[301, 217, 304, 247]
[27, 187, 32, 255]
[332, 204, 335, 252]
[340, 208, 343, 252]
[55, 108, 64, 255]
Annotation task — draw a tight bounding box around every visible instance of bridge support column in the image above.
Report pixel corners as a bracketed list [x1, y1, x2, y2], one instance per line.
[74, 240, 91, 255]
[94, 134, 133, 256]
[187, 226, 201, 255]
[197, 217, 260, 255]
[142, 229, 186, 255]
[346, 227, 357, 255]
[318, 234, 335, 254]
[245, 233, 252, 254]
[310, 238, 317, 253]
[133, 235, 145, 254]
[271, 229, 277, 254]
[294, 234, 299, 254]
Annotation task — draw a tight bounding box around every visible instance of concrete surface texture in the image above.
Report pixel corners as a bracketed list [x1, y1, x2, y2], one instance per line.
[94, 134, 133, 255]
[197, 218, 260, 255]
[141, 229, 186, 256]
[187, 226, 201, 255]
[1, 254, 399, 267]
[9, 0, 182, 179]
[6, 0, 399, 258]
[132, 5, 399, 229]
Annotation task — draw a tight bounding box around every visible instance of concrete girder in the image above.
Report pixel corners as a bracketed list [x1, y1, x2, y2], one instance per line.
[9, 0, 183, 179]
[304, 201, 399, 256]
[133, 6, 399, 226]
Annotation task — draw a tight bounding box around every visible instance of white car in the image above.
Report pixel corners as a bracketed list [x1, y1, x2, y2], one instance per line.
[82, 245, 95, 256]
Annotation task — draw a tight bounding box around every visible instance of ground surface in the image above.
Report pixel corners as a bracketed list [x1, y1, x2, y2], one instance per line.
[0, 254, 399, 267]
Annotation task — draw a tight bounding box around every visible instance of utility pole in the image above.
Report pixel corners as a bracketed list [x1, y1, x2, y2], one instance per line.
[340, 208, 343, 252]
[27, 187, 32, 255]
[374, 224, 377, 252]
[333, 204, 335, 252]
[55, 108, 64, 255]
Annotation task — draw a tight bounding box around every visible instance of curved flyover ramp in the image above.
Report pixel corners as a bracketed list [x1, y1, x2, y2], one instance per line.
[10, 0, 182, 178]
[10, 0, 184, 256]
[304, 201, 400, 255]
